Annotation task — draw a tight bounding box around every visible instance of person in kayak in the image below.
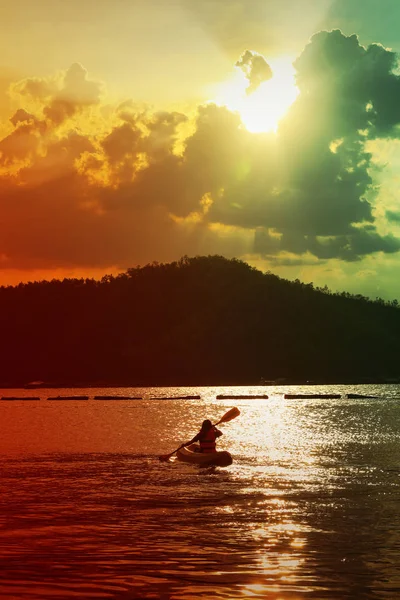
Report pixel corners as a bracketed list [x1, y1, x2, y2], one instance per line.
[183, 419, 223, 453]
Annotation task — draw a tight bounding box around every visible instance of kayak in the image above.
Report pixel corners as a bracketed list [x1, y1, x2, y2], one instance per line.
[176, 444, 233, 467]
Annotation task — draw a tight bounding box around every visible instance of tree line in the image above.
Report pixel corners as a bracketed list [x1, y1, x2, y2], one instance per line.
[0, 255, 399, 386]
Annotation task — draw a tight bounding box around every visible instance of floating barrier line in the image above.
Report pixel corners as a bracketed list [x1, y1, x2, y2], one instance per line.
[93, 396, 142, 400]
[0, 392, 383, 402]
[346, 393, 380, 399]
[216, 394, 269, 399]
[149, 395, 201, 400]
[47, 396, 89, 400]
[1, 396, 40, 400]
[284, 394, 341, 399]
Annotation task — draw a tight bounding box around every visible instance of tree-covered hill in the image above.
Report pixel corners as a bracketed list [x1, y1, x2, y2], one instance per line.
[0, 255, 399, 386]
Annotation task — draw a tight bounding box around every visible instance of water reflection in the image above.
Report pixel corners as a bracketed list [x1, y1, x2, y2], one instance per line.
[1, 386, 400, 598]
[1, 452, 399, 599]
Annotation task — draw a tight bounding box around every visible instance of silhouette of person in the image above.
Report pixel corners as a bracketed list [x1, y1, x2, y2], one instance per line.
[183, 419, 223, 453]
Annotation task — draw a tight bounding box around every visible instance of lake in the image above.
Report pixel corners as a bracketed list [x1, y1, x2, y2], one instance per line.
[1, 384, 400, 599]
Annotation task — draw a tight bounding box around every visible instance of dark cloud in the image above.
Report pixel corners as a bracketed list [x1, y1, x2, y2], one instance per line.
[10, 108, 37, 126]
[206, 31, 400, 261]
[262, 254, 320, 268]
[101, 122, 141, 165]
[255, 227, 400, 262]
[19, 131, 95, 186]
[235, 50, 272, 94]
[182, 104, 248, 196]
[0, 133, 186, 271]
[143, 110, 187, 161]
[43, 99, 77, 125]
[128, 103, 250, 218]
[349, 228, 400, 257]
[1, 36, 400, 274]
[291, 29, 400, 138]
[385, 210, 400, 223]
[0, 123, 41, 164]
[207, 125, 374, 239]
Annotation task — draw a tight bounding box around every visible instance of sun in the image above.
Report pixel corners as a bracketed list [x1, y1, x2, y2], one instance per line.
[212, 55, 299, 134]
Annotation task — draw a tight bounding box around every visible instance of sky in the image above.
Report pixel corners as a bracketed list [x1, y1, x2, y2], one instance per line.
[1, 0, 400, 300]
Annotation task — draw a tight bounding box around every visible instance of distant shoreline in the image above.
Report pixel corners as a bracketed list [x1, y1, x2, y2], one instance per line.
[2, 257, 400, 387]
[0, 379, 398, 389]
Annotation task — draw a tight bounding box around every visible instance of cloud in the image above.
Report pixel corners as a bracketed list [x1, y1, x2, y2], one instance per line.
[9, 108, 37, 127]
[324, 0, 400, 50]
[210, 30, 400, 260]
[235, 50, 272, 94]
[142, 110, 188, 161]
[1, 33, 400, 280]
[255, 226, 400, 261]
[11, 77, 57, 101]
[0, 69, 22, 120]
[101, 122, 141, 165]
[0, 120, 44, 165]
[385, 210, 400, 223]
[10, 63, 103, 127]
[290, 29, 400, 138]
[62, 63, 102, 106]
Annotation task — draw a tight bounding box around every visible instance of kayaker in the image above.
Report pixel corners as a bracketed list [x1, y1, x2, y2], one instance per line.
[183, 419, 222, 453]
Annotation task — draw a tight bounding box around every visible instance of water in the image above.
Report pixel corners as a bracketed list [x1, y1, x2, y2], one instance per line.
[1, 384, 400, 599]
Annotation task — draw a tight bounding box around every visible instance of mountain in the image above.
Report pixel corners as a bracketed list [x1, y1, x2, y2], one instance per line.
[0, 255, 399, 386]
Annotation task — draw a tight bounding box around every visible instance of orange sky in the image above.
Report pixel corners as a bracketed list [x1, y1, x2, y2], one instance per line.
[1, 0, 400, 300]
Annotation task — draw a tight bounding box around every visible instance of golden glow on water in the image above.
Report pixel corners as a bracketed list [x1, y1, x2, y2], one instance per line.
[1, 384, 400, 598]
[240, 584, 268, 597]
[291, 538, 305, 549]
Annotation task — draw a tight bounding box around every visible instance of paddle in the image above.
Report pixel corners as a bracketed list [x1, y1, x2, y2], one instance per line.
[159, 406, 240, 462]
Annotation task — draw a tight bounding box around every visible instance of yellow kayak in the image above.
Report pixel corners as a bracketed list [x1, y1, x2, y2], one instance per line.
[176, 444, 233, 467]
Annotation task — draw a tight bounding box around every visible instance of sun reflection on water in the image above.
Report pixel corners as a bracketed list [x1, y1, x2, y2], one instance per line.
[1, 385, 400, 598]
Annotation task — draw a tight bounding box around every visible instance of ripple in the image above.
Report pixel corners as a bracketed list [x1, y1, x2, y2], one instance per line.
[1, 387, 400, 598]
